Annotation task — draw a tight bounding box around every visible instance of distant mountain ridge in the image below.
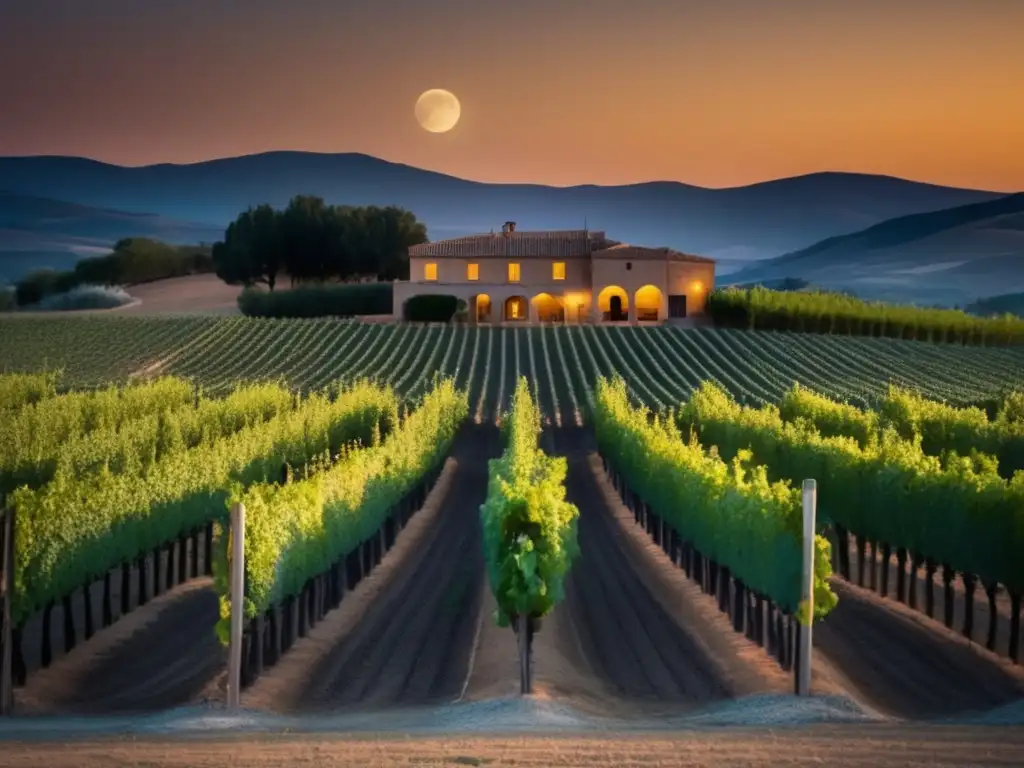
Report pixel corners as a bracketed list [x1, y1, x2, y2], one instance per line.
[730, 192, 1024, 306]
[0, 152, 1007, 266]
[0, 190, 222, 282]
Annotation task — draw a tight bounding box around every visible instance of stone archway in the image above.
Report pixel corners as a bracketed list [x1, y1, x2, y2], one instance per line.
[476, 294, 492, 323]
[504, 295, 528, 321]
[634, 284, 663, 322]
[531, 293, 564, 323]
[597, 285, 629, 322]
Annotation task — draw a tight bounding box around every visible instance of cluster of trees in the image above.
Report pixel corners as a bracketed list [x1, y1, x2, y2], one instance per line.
[212, 197, 429, 291]
[13, 238, 213, 307]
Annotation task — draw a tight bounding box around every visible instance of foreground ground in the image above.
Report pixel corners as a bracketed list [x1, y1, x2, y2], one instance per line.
[3, 726, 1024, 768]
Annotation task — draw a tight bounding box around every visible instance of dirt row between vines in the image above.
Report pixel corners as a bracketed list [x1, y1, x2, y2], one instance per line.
[242, 426, 506, 711]
[543, 427, 1024, 720]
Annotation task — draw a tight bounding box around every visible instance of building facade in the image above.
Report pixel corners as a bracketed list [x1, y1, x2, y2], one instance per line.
[392, 223, 716, 323]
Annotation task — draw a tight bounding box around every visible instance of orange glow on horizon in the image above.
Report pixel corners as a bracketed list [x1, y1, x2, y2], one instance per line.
[2, 2, 1022, 191]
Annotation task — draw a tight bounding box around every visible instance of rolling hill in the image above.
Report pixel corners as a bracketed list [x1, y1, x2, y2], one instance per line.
[966, 291, 1024, 318]
[0, 191, 223, 282]
[728, 193, 1024, 306]
[0, 153, 1007, 268]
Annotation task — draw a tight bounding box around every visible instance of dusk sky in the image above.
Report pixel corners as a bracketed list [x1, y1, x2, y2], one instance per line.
[2, 0, 1023, 191]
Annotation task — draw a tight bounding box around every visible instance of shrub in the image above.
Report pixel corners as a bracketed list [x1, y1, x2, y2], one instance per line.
[15, 269, 63, 306]
[77, 238, 214, 286]
[403, 294, 459, 322]
[238, 282, 393, 318]
[13, 240, 213, 307]
[32, 284, 134, 311]
[0, 285, 15, 312]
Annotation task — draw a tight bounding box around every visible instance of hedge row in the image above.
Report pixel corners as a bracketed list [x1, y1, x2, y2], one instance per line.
[237, 283, 392, 318]
[708, 285, 1024, 345]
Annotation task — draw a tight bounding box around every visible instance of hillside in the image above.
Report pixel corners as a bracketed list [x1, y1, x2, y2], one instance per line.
[0, 153, 1006, 266]
[0, 191, 223, 282]
[966, 291, 1024, 318]
[729, 193, 1024, 306]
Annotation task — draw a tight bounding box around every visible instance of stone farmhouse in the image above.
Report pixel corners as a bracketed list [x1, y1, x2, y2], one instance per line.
[393, 222, 716, 324]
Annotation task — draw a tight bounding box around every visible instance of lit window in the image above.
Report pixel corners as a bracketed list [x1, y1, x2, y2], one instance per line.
[508, 262, 520, 282]
[424, 263, 437, 281]
[467, 263, 479, 281]
[552, 262, 566, 280]
[510, 301, 520, 319]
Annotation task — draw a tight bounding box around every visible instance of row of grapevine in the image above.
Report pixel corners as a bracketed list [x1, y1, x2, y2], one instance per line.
[779, 383, 1024, 478]
[480, 377, 579, 693]
[2, 317, 1024, 422]
[6, 380, 398, 684]
[0, 376, 198, 493]
[0, 372, 60, 412]
[214, 379, 468, 685]
[593, 377, 836, 677]
[678, 381, 1023, 662]
[1, 381, 297, 494]
[595, 376, 836, 620]
[708, 285, 1024, 345]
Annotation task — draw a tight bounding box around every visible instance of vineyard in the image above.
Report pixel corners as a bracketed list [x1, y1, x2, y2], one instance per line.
[1, 318, 1024, 728]
[3, 317, 1024, 426]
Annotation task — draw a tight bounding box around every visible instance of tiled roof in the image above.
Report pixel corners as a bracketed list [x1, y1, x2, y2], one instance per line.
[591, 244, 716, 264]
[409, 230, 610, 258]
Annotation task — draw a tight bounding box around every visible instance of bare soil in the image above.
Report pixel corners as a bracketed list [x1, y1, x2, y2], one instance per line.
[120, 274, 241, 315]
[531, 427, 794, 717]
[541, 429, 1024, 721]
[3, 726, 1024, 767]
[14, 536, 224, 715]
[812, 579, 1024, 719]
[838, 537, 1022, 663]
[14, 578, 223, 715]
[244, 426, 505, 712]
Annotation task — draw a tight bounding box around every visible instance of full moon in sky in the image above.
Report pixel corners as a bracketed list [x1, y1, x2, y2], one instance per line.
[415, 89, 461, 133]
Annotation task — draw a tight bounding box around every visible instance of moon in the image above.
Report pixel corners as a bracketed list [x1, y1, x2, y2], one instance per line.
[415, 89, 461, 133]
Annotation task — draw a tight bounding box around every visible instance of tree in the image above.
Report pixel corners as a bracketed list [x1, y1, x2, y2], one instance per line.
[212, 197, 429, 289]
[213, 204, 284, 290]
[280, 195, 329, 284]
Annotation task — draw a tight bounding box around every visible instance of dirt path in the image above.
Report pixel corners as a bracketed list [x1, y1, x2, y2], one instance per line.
[543, 428, 1024, 721]
[14, 579, 223, 715]
[532, 428, 793, 715]
[812, 579, 1024, 719]
[839, 538, 1022, 663]
[3, 726, 1024, 767]
[244, 426, 504, 712]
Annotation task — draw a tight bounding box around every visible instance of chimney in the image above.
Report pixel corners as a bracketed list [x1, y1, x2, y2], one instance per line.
[502, 220, 516, 235]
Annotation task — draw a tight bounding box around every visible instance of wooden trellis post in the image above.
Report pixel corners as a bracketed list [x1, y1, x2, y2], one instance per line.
[1, 500, 15, 715]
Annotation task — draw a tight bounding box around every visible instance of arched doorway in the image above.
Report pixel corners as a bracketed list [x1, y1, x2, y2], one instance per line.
[531, 293, 564, 323]
[476, 294, 492, 323]
[610, 295, 624, 319]
[597, 285, 629, 322]
[504, 296, 528, 321]
[634, 284, 663, 322]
